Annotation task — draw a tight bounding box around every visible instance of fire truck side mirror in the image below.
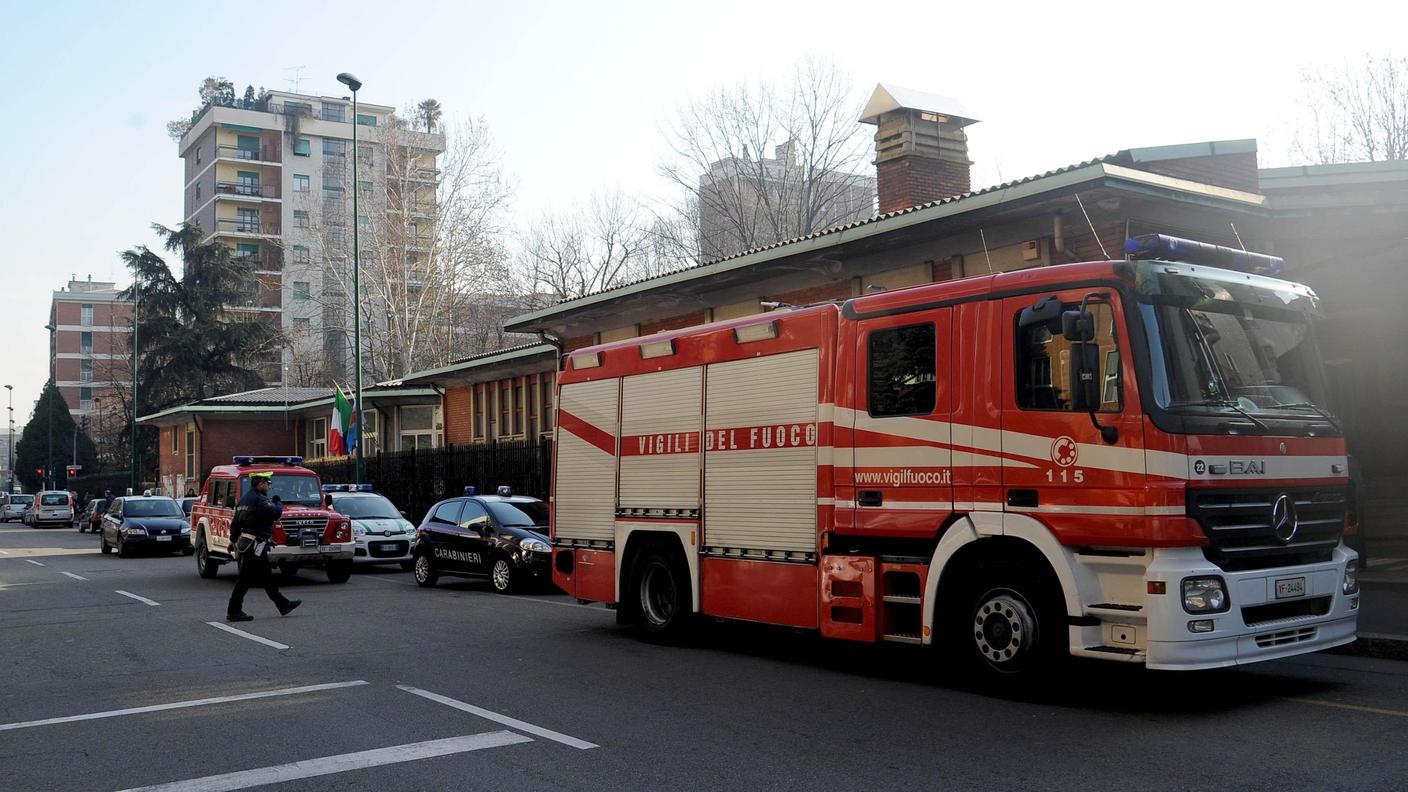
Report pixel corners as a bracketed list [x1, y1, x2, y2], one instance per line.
[1067, 342, 1102, 411]
[324, 494, 334, 508]
[1061, 309, 1095, 342]
[1018, 295, 1063, 328]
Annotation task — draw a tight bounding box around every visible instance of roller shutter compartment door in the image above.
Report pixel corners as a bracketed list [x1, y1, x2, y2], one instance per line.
[555, 378, 619, 543]
[619, 367, 703, 513]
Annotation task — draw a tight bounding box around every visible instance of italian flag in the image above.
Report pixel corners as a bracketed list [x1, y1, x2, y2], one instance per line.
[329, 384, 358, 456]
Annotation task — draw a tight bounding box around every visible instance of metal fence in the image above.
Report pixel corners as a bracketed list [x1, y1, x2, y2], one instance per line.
[304, 439, 552, 521]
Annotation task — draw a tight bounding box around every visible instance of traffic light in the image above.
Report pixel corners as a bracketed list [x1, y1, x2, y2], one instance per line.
[66, 467, 78, 478]
[35, 468, 43, 476]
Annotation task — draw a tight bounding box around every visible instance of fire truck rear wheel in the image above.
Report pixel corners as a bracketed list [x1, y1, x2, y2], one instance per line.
[196, 535, 222, 578]
[633, 549, 692, 640]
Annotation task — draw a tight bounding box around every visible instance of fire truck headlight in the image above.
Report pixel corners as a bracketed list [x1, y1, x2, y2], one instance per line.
[1182, 577, 1228, 613]
[1343, 564, 1359, 595]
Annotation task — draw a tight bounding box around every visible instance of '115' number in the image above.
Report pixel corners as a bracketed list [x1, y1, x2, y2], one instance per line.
[1046, 468, 1085, 483]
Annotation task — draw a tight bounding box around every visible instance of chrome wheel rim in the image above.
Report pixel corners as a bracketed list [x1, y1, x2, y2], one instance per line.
[640, 563, 676, 626]
[492, 560, 511, 591]
[414, 555, 430, 583]
[973, 589, 1037, 667]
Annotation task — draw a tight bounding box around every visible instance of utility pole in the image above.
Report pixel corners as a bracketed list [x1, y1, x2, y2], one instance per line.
[131, 279, 139, 495]
[44, 323, 56, 490]
[336, 71, 365, 484]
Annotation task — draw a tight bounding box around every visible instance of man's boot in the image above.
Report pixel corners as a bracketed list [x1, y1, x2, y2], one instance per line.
[277, 599, 302, 616]
[227, 612, 253, 622]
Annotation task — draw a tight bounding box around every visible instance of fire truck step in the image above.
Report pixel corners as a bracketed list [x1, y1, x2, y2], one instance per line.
[882, 633, 923, 645]
[882, 595, 921, 604]
[1088, 603, 1142, 611]
[1084, 645, 1141, 656]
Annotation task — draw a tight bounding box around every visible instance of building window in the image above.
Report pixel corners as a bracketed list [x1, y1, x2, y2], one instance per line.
[291, 245, 310, 264]
[79, 359, 92, 382]
[294, 174, 310, 192]
[309, 417, 327, 459]
[473, 384, 485, 441]
[330, 225, 346, 244]
[540, 377, 553, 432]
[362, 410, 379, 456]
[236, 207, 259, 232]
[323, 139, 347, 158]
[399, 405, 436, 450]
[172, 424, 180, 452]
[323, 171, 343, 192]
[867, 324, 936, 417]
[294, 210, 309, 228]
[498, 382, 511, 438]
[196, 146, 202, 164]
[236, 243, 259, 262]
[292, 317, 311, 329]
[321, 104, 345, 122]
[79, 387, 92, 412]
[293, 281, 311, 300]
[285, 101, 313, 115]
[356, 114, 377, 127]
[81, 304, 93, 326]
[80, 331, 93, 354]
[527, 375, 538, 439]
[359, 180, 373, 197]
[236, 135, 260, 159]
[195, 182, 202, 201]
[293, 138, 311, 157]
[513, 379, 523, 435]
[185, 429, 195, 480]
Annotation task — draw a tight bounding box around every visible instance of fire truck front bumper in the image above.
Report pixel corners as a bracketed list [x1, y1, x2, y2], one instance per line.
[268, 542, 356, 566]
[1142, 545, 1359, 671]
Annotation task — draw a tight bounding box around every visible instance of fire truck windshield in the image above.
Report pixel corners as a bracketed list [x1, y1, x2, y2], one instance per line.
[240, 474, 323, 506]
[1136, 269, 1335, 423]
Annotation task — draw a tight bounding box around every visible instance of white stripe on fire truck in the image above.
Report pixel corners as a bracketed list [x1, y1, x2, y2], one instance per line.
[1006, 504, 1187, 517]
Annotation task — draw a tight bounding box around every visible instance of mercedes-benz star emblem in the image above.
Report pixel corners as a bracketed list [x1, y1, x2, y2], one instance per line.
[1271, 493, 1299, 544]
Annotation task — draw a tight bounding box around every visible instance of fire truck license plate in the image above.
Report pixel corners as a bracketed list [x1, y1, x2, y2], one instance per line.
[1275, 577, 1306, 599]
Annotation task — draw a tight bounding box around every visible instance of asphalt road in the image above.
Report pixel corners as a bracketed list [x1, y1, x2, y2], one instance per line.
[3, 523, 1407, 792]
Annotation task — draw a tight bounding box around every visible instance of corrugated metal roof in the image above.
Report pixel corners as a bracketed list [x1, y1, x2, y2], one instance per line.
[206, 387, 331, 405]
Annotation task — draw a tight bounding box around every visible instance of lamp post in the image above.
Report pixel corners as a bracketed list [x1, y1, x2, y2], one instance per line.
[4, 384, 12, 493]
[336, 71, 365, 485]
[130, 277, 139, 496]
[44, 323, 56, 490]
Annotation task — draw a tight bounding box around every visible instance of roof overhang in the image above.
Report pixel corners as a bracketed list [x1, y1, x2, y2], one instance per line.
[505, 162, 1266, 337]
[137, 387, 440, 427]
[396, 344, 558, 387]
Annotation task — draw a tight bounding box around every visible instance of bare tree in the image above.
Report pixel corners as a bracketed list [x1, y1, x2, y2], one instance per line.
[1295, 54, 1408, 164]
[516, 190, 673, 305]
[288, 112, 513, 383]
[658, 57, 875, 263]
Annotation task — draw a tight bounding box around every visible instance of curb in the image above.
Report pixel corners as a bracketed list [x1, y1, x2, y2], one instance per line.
[1328, 632, 1408, 662]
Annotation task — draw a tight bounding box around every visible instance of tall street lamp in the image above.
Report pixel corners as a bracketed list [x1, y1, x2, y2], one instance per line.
[130, 277, 140, 495]
[4, 384, 12, 493]
[44, 323, 56, 490]
[336, 70, 365, 485]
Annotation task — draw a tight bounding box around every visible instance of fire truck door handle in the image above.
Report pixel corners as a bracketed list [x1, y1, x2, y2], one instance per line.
[1006, 489, 1039, 508]
[858, 490, 883, 507]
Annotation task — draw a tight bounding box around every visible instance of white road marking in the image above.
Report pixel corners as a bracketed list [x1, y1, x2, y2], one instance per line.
[115, 590, 160, 606]
[115, 731, 531, 792]
[359, 574, 415, 586]
[511, 595, 602, 611]
[206, 621, 290, 650]
[399, 685, 599, 749]
[61, 571, 87, 581]
[0, 680, 368, 732]
[24, 559, 44, 566]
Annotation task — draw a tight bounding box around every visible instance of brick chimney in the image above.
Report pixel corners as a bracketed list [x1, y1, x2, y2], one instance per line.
[861, 84, 979, 214]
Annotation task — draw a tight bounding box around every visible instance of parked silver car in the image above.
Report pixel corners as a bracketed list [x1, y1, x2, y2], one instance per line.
[28, 491, 73, 528]
[2, 494, 33, 523]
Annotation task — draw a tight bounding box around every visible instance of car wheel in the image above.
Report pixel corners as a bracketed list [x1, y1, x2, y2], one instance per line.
[195, 536, 222, 578]
[413, 554, 438, 588]
[100, 533, 112, 554]
[325, 561, 353, 584]
[399, 560, 415, 572]
[490, 557, 515, 594]
[117, 537, 132, 559]
[631, 548, 692, 640]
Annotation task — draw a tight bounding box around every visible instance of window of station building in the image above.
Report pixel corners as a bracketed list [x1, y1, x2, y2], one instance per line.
[867, 323, 936, 417]
[1015, 300, 1122, 412]
[513, 380, 523, 435]
[294, 174, 310, 192]
[498, 382, 511, 437]
[540, 377, 553, 433]
[309, 417, 327, 459]
[292, 280, 311, 300]
[356, 114, 377, 127]
[171, 424, 180, 452]
[473, 384, 485, 441]
[81, 304, 93, 326]
[361, 410, 380, 456]
[185, 429, 195, 479]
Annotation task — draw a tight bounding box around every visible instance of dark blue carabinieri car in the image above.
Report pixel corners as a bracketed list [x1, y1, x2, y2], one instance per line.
[100, 496, 193, 558]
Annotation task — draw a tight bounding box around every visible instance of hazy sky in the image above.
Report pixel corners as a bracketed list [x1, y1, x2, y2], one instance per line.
[1, 0, 1403, 424]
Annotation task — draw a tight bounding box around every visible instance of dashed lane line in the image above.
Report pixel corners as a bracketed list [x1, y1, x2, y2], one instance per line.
[115, 590, 160, 606]
[61, 571, 87, 581]
[0, 680, 369, 732]
[24, 559, 44, 566]
[114, 731, 532, 792]
[398, 685, 599, 749]
[1286, 697, 1408, 718]
[206, 621, 290, 650]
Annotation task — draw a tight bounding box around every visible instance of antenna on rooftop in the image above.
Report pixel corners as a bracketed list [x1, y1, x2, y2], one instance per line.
[283, 65, 308, 94]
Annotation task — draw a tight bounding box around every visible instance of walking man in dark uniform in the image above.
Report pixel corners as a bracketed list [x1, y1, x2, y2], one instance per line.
[227, 471, 301, 622]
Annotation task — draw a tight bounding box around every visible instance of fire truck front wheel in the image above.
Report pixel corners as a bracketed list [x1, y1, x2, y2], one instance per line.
[631, 549, 693, 641]
[195, 535, 222, 578]
[949, 564, 1067, 677]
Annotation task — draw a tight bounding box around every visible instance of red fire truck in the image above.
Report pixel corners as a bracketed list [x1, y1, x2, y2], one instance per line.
[549, 235, 1359, 674]
[190, 456, 356, 583]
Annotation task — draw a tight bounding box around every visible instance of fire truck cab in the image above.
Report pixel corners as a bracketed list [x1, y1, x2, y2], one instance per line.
[191, 456, 356, 583]
[550, 236, 1359, 674]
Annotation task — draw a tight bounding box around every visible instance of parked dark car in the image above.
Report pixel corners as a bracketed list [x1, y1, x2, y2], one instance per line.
[100, 496, 193, 558]
[78, 500, 106, 533]
[412, 487, 553, 593]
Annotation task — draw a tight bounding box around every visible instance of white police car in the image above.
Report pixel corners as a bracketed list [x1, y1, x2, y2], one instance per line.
[323, 484, 417, 570]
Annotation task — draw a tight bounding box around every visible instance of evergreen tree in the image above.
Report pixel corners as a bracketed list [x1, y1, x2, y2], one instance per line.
[14, 380, 98, 492]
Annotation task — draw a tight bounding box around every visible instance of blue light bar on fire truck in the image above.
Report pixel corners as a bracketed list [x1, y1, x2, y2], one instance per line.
[1124, 234, 1284, 276]
[321, 484, 374, 492]
[234, 455, 304, 466]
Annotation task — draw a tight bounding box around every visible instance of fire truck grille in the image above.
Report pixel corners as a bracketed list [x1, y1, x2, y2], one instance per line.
[1188, 487, 1345, 572]
[280, 518, 328, 545]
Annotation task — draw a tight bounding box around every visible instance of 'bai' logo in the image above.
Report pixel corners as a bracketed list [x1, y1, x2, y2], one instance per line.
[1051, 436, 1079, 468]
